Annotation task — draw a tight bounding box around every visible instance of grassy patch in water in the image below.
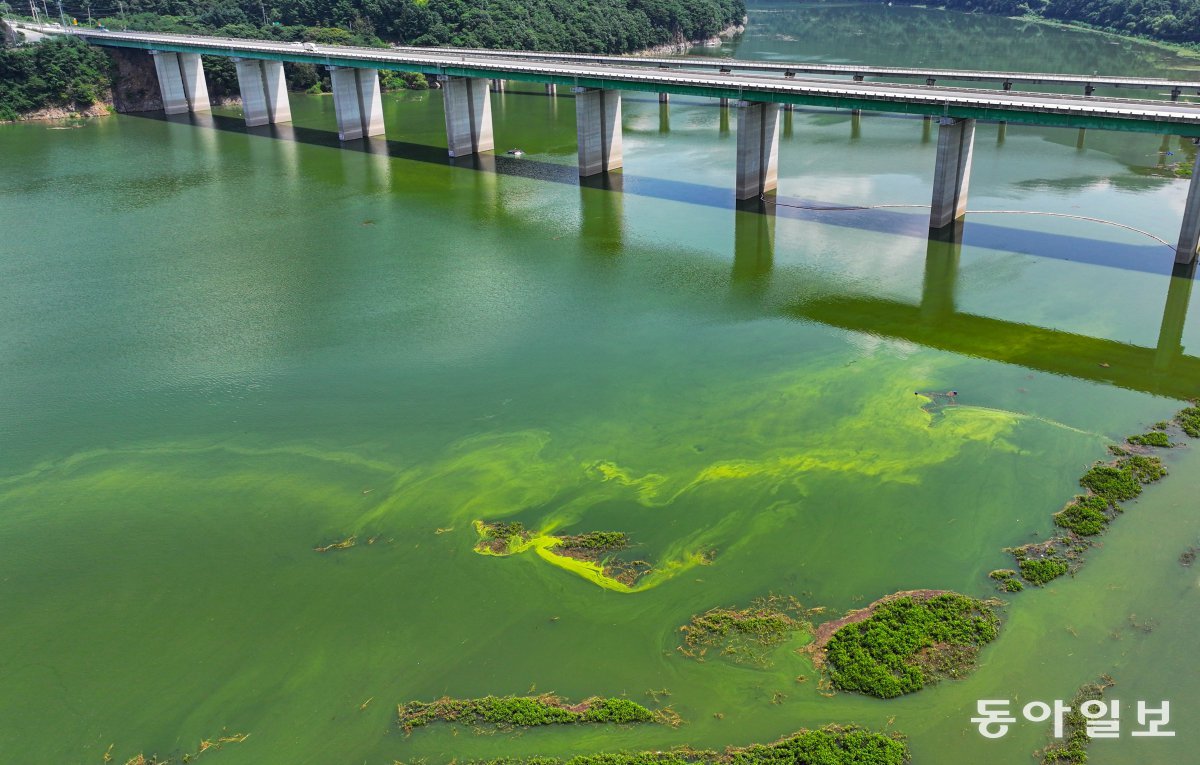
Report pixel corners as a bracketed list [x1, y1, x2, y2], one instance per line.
[678, 594, 816, 666]
[1177, 406, 1200, 438]
[1126, 430, 1171, 448]
[817, 592, 1001, 699]
[1037, 676, 1115, 765]
[465, 724, 909, 765]
[988, 569, 1024, 592]
[1052, 495, 1112, 536]
[397, 694, 655, 733]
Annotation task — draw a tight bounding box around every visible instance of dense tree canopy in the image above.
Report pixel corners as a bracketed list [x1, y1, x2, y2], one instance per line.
[0, 36, 111, 119]
[62, 0, 746, 53]
[893, 0, 1200, 45]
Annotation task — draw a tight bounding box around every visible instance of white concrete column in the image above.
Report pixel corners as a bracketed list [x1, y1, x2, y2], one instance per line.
[491, 78, 505, 92]
[329, 66, 385, 141]
[735, 101, 781, 200]
[234, 59, 291, 127]
[440, 76, 494, 158]
[573, 88, 623, 177]
[178, 53, 210, 113]
[929, 117, 976, 228]
[545, 83, 557, 96]
[1176, 154, 1200, 264]
[150, 51, 209, 114]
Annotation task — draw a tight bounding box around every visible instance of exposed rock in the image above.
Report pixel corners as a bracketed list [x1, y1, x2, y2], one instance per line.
[108, 47, 163, 113]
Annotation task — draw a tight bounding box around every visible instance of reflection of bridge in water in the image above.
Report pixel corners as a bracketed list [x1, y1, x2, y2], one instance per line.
[728, 212, 1199, 400]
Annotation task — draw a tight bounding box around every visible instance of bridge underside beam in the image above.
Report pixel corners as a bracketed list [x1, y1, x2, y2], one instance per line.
[150, 51, 210, 114]
[930, 117, 976, 229]
[573, 88, 623, 177]
[1177, 154, 1200, 264]
[441, 76, 494, 158]
[329, 66, 384, 141]
[735, 101, 781, 200]
[234, 59, 291, 127]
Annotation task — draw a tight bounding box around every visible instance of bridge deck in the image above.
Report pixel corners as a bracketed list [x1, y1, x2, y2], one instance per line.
[30, 25, 1200, 136]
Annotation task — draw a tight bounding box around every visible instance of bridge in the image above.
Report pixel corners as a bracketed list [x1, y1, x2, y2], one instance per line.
[16, 22, 1200, 264]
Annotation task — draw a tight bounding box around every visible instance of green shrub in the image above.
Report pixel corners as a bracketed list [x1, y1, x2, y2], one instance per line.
[1018, 557, 1069, 586]
[1127, 431, 1171, 447]
[1053, 495, 1111, 536]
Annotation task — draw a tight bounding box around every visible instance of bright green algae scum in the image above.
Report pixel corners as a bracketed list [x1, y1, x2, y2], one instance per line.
[3, 3, 1200, 763]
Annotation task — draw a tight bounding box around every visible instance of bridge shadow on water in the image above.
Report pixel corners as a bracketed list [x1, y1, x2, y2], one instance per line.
[136, 110, 1181, 277]
[133, 111, 1199, 400]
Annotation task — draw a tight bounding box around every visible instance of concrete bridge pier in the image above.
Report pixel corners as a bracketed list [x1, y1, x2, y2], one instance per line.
[545, 83, 557, 96]
[328, 66, 384, 141]
[929, 117, 975, 229]
[233, 58, 291, 126]
[1176, 154, 1200, 264]
[491, 79, 505, 93]
[573, 88, 623, 177]
[440, 76, 494, 157]
[150, 51, 210, 114]
[735, 101, 781, 200]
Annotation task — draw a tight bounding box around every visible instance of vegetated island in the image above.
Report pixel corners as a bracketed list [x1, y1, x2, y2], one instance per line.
[1036, 675, 1116, 765]
[676, 590, 1001, 699]
[474, 520, 696, 591]
[994, 406, 1199, 591]
[456, 725, 910, 765]
[677, 594, 821, 667]
[396, 694, 658, 734]
[806, 591, 1002, 699]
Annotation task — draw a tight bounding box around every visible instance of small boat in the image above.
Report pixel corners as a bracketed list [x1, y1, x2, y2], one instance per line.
[505, 148, 525, 157]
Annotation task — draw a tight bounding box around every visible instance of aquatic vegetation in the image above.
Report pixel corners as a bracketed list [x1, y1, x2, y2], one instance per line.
[678, 594, 817, 666]
[1018, 556, 1071, 586]
[1038, 676, 1115, 765]
[396, 694, 655, 733]
[988, 569, 1024, 592]
[814, 592, 1001, 699]
[1004, 427, 1172, 588]
[1126, 430, 1171, 448]
[108, 731, 249, 765]
[1052, 495, 1112, 536]
[1177, 406, 1200, 438]
[464, 724, 909, 765]
[1083, 458, 1164, 519]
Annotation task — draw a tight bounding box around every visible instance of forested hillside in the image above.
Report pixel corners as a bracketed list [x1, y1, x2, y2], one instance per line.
[71, 0, 746, 53]
[896, 0, 1200, 46]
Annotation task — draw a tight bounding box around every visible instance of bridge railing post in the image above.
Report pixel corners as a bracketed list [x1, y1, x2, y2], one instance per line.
[572, 87, 623, 177]
[735, 100, 781, 200]
[929, 117, 975, 229]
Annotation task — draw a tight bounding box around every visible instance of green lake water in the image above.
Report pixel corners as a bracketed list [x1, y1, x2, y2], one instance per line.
[3, 3, 1200, 763]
